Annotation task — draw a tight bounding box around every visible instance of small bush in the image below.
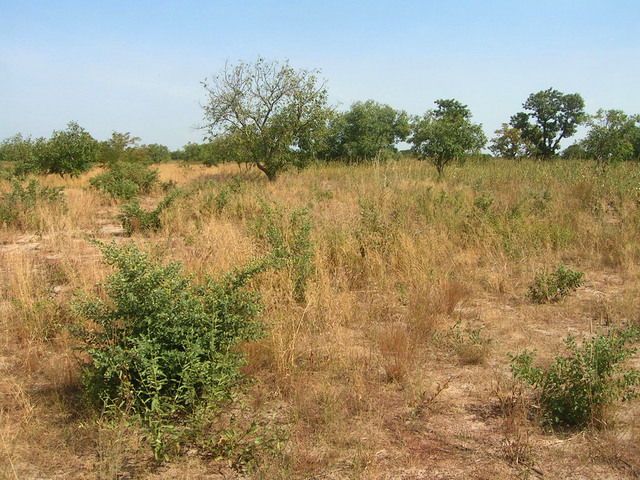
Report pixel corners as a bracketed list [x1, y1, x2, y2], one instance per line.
[0, 179, 65, 229]
[89, 162, 159, 200]
[527, 263, 584, 303]
[250, 201, 314, 302]
[510, 326, 640, 428]
[201, 178, 246, 216]
[72, 241, 267, 455]
[117, 189, 183, 236]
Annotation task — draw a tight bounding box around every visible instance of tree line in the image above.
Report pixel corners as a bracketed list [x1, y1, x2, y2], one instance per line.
[2, 57, 639, 180]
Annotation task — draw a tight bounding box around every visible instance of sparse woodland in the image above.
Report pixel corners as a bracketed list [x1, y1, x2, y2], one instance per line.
[1, 58, 640, 479]
[1, 157, 639, 479]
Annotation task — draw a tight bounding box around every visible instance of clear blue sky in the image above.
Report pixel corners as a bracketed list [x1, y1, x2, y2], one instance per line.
[2, 0, 639, 150]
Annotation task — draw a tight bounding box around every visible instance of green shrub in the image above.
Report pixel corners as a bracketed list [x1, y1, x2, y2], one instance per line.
[510, 327, 640, 427]
[250, 201, 314, 302]
[201, 178, 246, 216]
[72, 241, 267, 455]
[117, 189, 183, 236]
[527, 263, 584, 303]
[89, 162, 159, 200]
[0, 179, 65, 229]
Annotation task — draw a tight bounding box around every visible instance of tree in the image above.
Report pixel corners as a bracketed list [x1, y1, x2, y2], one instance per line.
[581, 109, 640, 167]
[325, 100, 410, 161]
[0, 133, 43, 176]
[0, 134, 35, 163]
[98, 132, 149, 165]
[561, 143, 590, 160]
[201, 57, 330, 181]
[489, 123, 534, 159]
[410, 99, 486, 178]
[510, 88, 585, 158]
[40, 122, 99, 176]
[145, 143, 171, 164]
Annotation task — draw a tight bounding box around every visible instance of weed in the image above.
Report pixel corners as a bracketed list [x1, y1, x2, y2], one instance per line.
[527, 263, 584, 303]
[509, 326, 640, 428]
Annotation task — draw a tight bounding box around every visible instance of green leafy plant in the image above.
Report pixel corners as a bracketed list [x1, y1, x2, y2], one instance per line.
[251, 201, 314, 302]
[72, 241, 267, 457]
[527, 263, 584, 303]
[0, 178, 65, 229]
[509, 327, 640, 427]
[202, 178, 246, 215]
[89, 162, 159, 200]
[117, 189, 183, 235]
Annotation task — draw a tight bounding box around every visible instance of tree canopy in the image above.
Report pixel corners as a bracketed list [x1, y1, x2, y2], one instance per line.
[489, 123, 534, 159]
[581, 109, 640, 166]
[410, 99, 486, 178]
[510, 88, 585, 158]
[39, 122, 99, 176]
[325, 100, 410, 161]
[201, 57, 330, 181]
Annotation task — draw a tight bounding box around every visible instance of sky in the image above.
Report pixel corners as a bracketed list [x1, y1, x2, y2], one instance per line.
[2, 0, 639, 150]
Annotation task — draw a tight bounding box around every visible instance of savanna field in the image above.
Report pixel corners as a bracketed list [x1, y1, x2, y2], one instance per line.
[1, 158, 640, 479]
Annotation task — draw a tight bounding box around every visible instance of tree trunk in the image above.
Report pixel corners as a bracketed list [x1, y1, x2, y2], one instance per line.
[256, 162, 277, 181]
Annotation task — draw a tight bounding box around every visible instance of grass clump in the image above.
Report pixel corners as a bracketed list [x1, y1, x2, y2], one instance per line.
[509, 326, 640, 428]
[89, 162, 159, 200]
[527, 263, 584, 303]
[0, 178, 65, 229]
[71, 241, 267, 457]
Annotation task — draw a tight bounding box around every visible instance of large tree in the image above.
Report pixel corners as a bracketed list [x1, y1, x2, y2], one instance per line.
[326, 100, 410, 161]
[410, 99, 486, 178]
[201, 57, 330, 181]
[582, 109, 640, 166]
[510, 88, 585, 158]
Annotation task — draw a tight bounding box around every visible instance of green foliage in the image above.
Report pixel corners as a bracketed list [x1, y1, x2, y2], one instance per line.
[203, 134, 249, 167]
[489, 123, 534, 159]
[561, 143, 591, 159]
[0, 134, 38, 169]
[117, 189, 183, 235]
[510, 88, 585, 158]
[89, 162, 159, 200]
[411, 99, 486, 178]
[97, 132, 150, 166]
[324, 99, 410, 162]
[582, 109, 640, 166]
[0, 178, 65, 229]
[251, 201, 315, 302]
[39, 121, 99, 176]
[202, 178, 246, 215]
[174, 142, 216, 164]
[510, 327, 640, 427]
[146, 143, 171, 164]
[202, 57, 331, 181]
[72, 241, 266, 455]
[527, 263, 584, 303]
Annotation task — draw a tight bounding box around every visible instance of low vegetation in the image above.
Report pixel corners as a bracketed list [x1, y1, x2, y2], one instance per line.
[1, 158, 639, 479]
[510, 326, 640, 428]
[526, 263, 585, 303]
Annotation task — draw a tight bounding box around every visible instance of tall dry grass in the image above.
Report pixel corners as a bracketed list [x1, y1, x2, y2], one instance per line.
[0, 158, 639, 478]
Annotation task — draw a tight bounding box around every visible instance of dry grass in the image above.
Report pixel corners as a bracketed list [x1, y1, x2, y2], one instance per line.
[1, 158, 639, 478]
